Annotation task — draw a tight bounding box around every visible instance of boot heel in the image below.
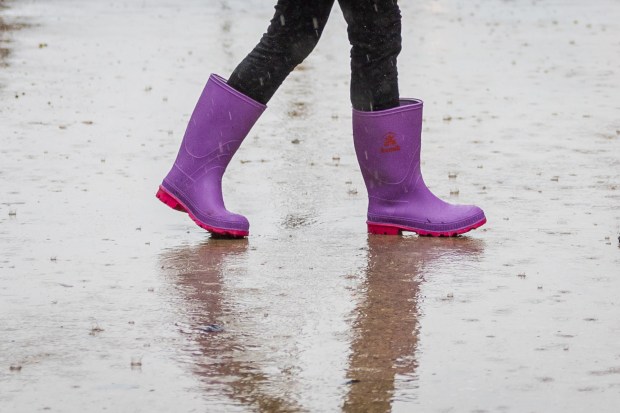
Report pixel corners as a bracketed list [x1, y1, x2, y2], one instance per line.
[156, 186, 186, 212]
[368, 223, 401, 235]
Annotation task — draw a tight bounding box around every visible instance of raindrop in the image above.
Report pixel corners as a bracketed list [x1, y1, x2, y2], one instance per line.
[130, 356, 143, 368]
[280, 15, 286, 26]
[228, 111, 232, 120]
[312, 17, 319, 29]
[364, 150, 368, 160]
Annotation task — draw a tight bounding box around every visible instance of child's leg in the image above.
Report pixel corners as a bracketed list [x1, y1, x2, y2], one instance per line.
[228, 0, 336, 104]
[338, 0, 402, 111]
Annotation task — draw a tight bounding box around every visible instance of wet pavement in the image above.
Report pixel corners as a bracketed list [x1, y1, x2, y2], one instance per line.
[1, 0, 619, 412]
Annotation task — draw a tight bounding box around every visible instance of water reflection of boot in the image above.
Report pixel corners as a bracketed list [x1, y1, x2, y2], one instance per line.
[343, 235, 484, 412]
[159, 240, 300, 411]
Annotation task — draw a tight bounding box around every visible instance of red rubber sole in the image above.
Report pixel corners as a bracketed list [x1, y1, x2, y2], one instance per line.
[155, 186, 249, 238]
[368, 217, 487, 237]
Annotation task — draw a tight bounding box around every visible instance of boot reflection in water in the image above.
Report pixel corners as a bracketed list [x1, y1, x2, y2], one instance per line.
[343, 235, 484, 412]
[159, 240, 300, 411]
[158, 231, 483, 410]
[157, 0, 486, 237]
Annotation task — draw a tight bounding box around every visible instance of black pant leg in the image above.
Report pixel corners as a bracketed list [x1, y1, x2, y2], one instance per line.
[338, 0, 402, 111]
[228, 0, 336, 104]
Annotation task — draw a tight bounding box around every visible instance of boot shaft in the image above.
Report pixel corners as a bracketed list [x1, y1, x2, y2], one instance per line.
[174, 74, 266, 179]
[352, 99, 424, 201]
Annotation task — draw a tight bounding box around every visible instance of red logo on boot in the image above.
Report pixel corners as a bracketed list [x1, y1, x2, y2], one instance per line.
[381, 132, 401, 153]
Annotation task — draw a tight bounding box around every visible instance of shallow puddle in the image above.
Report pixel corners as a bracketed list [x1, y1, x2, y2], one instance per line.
[1, 0, 619, 412]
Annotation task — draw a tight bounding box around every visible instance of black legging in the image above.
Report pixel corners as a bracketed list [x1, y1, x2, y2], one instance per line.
[228, 0, 402, 112]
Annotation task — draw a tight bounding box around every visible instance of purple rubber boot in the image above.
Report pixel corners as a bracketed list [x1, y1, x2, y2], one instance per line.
[353, 99, 487, 236]
[156, 74, 266, 238]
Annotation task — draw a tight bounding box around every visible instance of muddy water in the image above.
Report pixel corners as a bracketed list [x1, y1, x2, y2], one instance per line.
[1, 0, 619, 412]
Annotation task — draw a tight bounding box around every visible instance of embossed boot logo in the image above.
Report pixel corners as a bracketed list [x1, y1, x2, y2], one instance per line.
[381, 132, 401, 153]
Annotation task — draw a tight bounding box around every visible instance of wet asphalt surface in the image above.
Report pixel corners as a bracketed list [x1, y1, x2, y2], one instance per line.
[1, 0, 619, 412]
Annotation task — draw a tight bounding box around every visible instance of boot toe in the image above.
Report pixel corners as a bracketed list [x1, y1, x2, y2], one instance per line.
[198, 211, 249, 232]
[225, 212, 250, 232]
[461, 204, 485, 223]
[443, 204, 486, 229]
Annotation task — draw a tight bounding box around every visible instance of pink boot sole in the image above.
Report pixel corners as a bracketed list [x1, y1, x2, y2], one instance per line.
[155, 186, 249, 238]
[367, 218, 487, 237]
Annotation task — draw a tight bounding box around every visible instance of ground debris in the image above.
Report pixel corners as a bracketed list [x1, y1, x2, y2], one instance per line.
[196, 324, 224, 333]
